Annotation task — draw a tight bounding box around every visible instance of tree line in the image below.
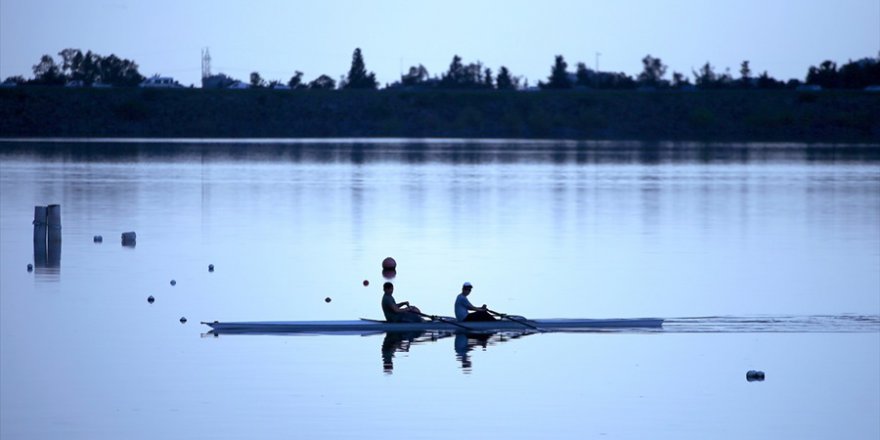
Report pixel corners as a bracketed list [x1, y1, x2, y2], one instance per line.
[5, 47, 879, 91]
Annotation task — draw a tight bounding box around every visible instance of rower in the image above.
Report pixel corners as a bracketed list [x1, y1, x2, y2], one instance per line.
[381, 282, 424, 323]
[454, 282, 496, 322]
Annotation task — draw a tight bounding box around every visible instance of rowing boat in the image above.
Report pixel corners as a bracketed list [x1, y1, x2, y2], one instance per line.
[202, 317, 663, 334]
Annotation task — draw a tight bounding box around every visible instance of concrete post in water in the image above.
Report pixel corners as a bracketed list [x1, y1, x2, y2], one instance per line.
[46, 204, 61, 268]
[32, 206, 47, 268]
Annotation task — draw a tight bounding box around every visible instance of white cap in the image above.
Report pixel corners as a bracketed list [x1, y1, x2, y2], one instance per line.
[463, 282, 473, 288]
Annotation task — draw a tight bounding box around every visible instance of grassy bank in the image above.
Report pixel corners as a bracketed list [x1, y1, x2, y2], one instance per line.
[1, 87, 878, 142]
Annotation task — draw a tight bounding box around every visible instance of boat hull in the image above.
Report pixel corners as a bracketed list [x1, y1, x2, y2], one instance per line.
[202, 318, 663, 334]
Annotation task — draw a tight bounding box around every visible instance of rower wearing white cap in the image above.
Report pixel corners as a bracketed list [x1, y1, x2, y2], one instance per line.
[454, 282, 496, 322]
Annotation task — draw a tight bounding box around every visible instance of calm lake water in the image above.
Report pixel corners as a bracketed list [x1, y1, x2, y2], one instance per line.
[1, 140, 879, 439]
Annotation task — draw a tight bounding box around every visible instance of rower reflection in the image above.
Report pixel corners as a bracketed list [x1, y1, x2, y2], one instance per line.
[380, 330, 536, 374]
[381, 330, 451, 374]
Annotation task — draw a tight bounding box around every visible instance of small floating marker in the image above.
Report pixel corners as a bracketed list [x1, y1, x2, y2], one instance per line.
[363, 280, 369, 286]
[208, 264, 214, 272]
[746, 370, 765, 382]
[179, 317, 187, 324]
[382, 257, 397, 270]
[27, 263, 33, 272]
[147, 295, 155, 304]
[121, 231, 136, 247]
[170, 280, 176, 286]
[325, 297, 332, 303]
[93, 235, 103, 243]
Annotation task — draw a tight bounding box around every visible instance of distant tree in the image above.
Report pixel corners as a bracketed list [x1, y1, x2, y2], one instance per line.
[542, 55, 572, 89]
[671, 71, 691, 88]
[806, 60, 838, 88]
[288, 71, 305, 89]
[58, 48, 83, 78]
[250, 72, 266, 88]
[441, 55, 466, 87]
[483, 68, 493, 88]
[97, 54, 144, 86]
[3, 75, 26, 85]
[78, 51, 101, 84]
[786, 78, 803, 89]
[575, 62, 592, 87]
[309, 74, 336, 90]
[32, 54, 65, 85]
[693, 62, 718, 88]
[718, 67, 735, 88]
[26, 49, 143, 87]
[496, 66, 516, 90]
[739, 60, 752, 87]
[756, 71, 784, 89]
[440, 55, 491, 88]
[401, 64, 430, 86]
[637, 55, 667, 87]
[463, 61, 483, 87]
[837, 57, 880, 88]
[343, 48, 378, 89]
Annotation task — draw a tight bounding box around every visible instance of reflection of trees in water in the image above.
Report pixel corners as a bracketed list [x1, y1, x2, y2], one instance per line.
[381, 330, 535, 374]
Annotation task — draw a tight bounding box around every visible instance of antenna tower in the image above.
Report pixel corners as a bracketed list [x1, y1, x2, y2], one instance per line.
[201, 47, 212, 78]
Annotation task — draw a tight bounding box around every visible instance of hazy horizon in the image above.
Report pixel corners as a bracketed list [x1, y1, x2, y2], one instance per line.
[1, 0, 879, 87]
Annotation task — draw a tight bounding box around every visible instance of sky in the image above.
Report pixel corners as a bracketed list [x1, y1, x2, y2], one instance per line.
[1, 0, 878, 87]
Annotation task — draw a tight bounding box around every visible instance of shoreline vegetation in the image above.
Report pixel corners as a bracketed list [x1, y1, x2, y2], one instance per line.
[1, 87, 878, 142]
[2, 48, 879, 143]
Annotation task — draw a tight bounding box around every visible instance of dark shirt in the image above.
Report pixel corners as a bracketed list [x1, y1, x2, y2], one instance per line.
[382, 293, 400, 322]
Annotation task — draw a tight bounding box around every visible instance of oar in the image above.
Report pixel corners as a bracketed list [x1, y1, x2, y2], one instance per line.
[415, 311, 474, 331]
[487, 309, 543, 331]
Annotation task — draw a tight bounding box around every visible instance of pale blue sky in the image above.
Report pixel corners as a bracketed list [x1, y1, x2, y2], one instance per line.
[1, 0, 878, 87]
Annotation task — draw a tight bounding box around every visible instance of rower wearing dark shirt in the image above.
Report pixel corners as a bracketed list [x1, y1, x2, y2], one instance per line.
[381, 282, 424, 323]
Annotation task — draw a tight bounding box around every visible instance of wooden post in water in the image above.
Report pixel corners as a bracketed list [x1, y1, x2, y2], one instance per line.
[46, 204, 61, 268]
[33, 205, 47, 268]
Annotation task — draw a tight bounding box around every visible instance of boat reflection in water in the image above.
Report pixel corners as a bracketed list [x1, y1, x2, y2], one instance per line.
[381, 330, 536, 374]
